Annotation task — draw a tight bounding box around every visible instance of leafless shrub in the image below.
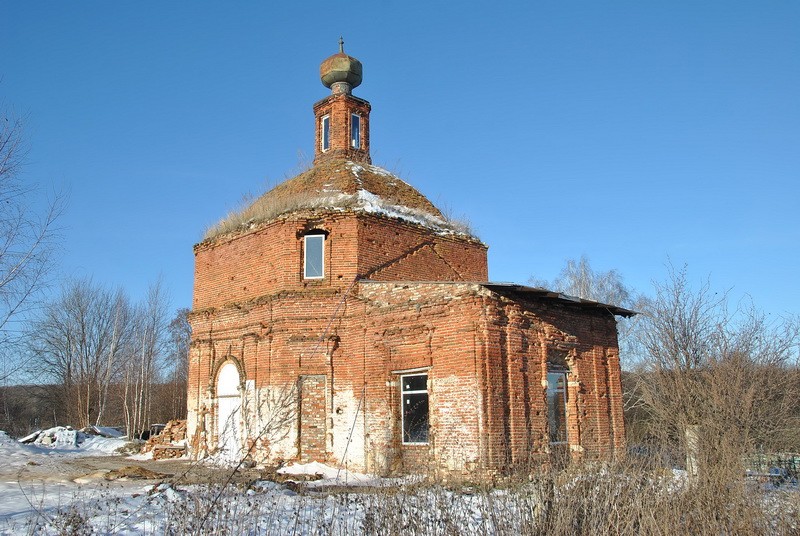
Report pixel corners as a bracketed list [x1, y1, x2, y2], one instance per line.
[15, 457, 799, 535]
[436, 201, 476, 237]
[632, 264, 800, 481]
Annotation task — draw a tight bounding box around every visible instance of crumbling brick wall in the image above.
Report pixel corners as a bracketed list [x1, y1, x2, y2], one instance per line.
[355, 282, 624, 475]
[187, 212, 623, 476]
[478, 291, 624, 472]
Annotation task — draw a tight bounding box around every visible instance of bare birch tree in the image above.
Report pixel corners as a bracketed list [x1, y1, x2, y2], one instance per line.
[164, 307, 190, 420]
[530, 254, 633, 307]
[122, 279, 170, 437]
[529, 255, 649, 364]
[0, 108, 62, 381]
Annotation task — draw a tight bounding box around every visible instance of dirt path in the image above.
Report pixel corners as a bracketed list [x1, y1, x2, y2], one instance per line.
[6, 454, 266, 487]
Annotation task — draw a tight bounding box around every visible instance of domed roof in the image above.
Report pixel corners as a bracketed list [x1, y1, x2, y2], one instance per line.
[320, 53, 362, 90]
[203, 159, 476, 242]
[320, 38, 363, 91]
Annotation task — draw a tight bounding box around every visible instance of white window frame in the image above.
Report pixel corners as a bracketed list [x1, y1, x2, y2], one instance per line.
[321, 115, 330, 152]
[547, 369, 569, 445]
[350, 113, 361, 149]
[303, 234, 325, 279]
[400, 372, 429, 445]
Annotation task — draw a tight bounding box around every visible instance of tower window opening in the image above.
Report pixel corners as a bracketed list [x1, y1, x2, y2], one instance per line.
[350, 114, 361, 149]
[321, 115, 330, 152]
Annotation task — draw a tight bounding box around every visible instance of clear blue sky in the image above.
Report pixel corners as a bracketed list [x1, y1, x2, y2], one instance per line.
[3, 1, 798, 317]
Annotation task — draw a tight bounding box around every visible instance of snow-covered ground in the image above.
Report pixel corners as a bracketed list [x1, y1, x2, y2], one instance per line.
[1, 430, 797, 535]
[0, 428, 506, 534]
[0, 429, 404, 534]
[0, 430, 148, 532]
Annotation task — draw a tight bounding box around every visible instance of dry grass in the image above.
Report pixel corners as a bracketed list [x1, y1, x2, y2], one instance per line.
[17, 456, 798, 535]
[202, 189, 346, 240]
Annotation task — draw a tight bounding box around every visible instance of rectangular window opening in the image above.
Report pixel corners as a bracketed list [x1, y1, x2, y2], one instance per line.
[547, 370, 568, 444]
[304, 234, 324, 279]
[350, 114, 360, 149]
[321, 116, 330, 152]
[401, 373, 428, 444]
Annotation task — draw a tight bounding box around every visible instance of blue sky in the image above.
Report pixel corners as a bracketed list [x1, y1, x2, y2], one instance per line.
[2, 1, 798, 317]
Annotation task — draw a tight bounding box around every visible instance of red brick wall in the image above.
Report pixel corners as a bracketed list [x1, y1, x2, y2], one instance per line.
[192, 212, 487, 311]
[478, 291, 625, 469]
[192, 214, 361, 310]
[356, 282, 625, 474]
[299, 375, 328, 462]
[357, 283, 486, 474]
[356, 217, 487, 282]
[188, 213, 623, 475]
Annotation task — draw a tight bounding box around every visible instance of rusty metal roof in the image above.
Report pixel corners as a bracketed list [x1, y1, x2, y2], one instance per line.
[482, 283, 637, 317]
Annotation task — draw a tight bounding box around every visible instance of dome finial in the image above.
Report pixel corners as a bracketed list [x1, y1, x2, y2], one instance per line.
[320, 40, 363, 95]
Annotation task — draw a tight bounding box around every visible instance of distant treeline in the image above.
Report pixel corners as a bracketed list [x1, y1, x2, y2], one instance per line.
[0, 382, 186, 438]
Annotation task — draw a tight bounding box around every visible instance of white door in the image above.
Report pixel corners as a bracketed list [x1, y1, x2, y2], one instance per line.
[216, 363, 241, 462]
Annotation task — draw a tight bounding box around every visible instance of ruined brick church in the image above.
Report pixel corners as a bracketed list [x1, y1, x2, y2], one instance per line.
[186, 43, 632, 476]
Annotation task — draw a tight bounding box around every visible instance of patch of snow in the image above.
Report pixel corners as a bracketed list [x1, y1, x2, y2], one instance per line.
[4, 428, 127, 461]
[0, 431, 34, 466]
[341, 162, 472, 236]
[88, 425, 125, 438]
[53, 428, 80, 448]
[277, 461, 381, 487]
[151, 482, 186, 503]
[79, 436, 129, 454]
[343, 162, 364, 187]
[17, 431, 40, 444]
[346, 161, 392, 179]
[353, 188, 470, 237]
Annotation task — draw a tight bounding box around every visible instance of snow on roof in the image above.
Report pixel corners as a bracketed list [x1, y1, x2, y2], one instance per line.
[203, 159, 477, 242]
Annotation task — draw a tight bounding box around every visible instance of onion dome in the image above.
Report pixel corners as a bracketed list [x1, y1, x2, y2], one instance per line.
[320, 37, 363, 95]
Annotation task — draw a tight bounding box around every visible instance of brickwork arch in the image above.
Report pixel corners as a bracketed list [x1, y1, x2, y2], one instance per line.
[209, 355, 247, 397]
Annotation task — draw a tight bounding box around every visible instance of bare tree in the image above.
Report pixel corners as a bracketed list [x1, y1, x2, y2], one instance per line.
[122, 279, 170, 437]
[26, 278, 133, 427]
[0, 107, 63, 381]
[145, 307, 191, 426]
[530, 255, 649, 365]
[163, 307, 190, 420]
[530, 254, 633, 307]
[26, 277, 176, 433]
[635, 264, 800, 478]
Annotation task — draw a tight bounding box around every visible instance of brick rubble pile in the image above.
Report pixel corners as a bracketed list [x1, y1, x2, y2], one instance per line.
[144, 419, 187, 460]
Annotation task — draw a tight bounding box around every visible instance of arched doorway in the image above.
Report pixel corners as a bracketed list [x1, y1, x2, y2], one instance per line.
[216, 362, 241, 461]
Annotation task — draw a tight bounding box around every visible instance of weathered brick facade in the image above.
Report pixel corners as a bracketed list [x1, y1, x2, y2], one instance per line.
[186, 45, 630, 476]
